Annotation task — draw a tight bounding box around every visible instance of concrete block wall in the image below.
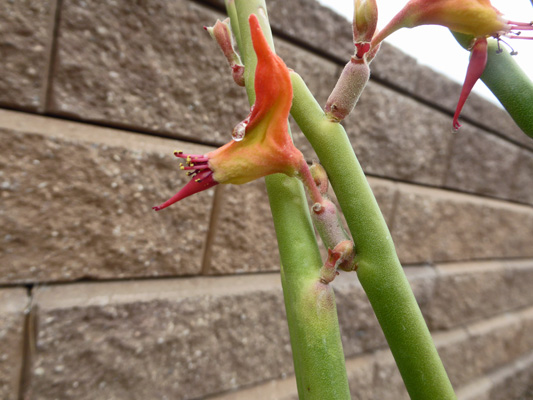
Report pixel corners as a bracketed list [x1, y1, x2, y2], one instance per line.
[1, 0, 532, 398]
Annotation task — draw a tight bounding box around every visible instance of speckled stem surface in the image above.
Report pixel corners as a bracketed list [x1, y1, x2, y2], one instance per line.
[228, 1, 351, 399]
[290, 72, 457, 399]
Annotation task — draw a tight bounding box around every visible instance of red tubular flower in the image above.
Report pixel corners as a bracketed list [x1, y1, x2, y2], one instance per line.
[370, 0, 532, 130]
[371, 0, 532, 46]
[453, 37, 488, 130]
[153, 14, 304, 211]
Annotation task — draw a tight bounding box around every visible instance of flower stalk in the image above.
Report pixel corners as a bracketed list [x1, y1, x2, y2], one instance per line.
[290, 71, 457, 399]
[228, 1, 455, 398]
[307, 164, 356, 274]
[230, 2, 351, 399]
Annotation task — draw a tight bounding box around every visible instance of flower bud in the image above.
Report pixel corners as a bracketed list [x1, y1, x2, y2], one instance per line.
[309, 162, 329, 195]
[231, 64, 245, 87]
[312, 198, 350, 252]
[319, 240, 356, 283]
[205, 18, 245, 86]
[332, 240, 357, 272]
[320, 249, 341, 284]
[353, 0, 378, 45]
[325, 57, 370, 122]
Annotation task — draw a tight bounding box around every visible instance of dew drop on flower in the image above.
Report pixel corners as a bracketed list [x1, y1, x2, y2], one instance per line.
[232, 121, 247, 141]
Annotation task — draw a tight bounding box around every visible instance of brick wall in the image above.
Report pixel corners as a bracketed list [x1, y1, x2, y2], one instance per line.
[1, 0, 532, 399]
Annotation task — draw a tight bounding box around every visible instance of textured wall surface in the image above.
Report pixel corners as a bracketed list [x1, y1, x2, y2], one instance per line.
[1, 0, 533, 399]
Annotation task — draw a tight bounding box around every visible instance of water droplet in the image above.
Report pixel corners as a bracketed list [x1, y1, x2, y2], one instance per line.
[232, 122, 246, 141]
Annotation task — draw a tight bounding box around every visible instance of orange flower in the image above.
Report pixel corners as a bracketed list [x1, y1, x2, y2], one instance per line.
[370, 0, 532, 130]
[153, 14, 304, 211]
[371, 0, 531, 45]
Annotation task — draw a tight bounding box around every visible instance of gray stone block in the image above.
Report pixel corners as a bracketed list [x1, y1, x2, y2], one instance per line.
[346, 355, 374, 400]
[207, 180, 280, 274]
[334, 277, 386, 357]
[372, 349, 410, 400]
[0, 289, 28, 400]
[0, 111, 213, 283]
[367, 177, 397, 227]
[511, 149, 533, 205]
[456, 377, 492, 400]
[426, 260, 533, 331]
[489, 352, 533, 400]
[466, 314, 525, 382]
[392, 184, 533, 264]
[29, 276, 292, 400]
[343, 81, 452, 186]
[445, 126, 522, 200]
[0, 0, 54, 110]
[428, 261, 508, 330]
[49, 0, 247, 145]
[407, 62, 531, 151]
[433, 328, 476, 388]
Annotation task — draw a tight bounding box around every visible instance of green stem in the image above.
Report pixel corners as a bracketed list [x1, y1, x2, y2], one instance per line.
[224, 0, 243, 63]
[453, 32, 533, 138]
[290, 72, 456, 399]
[229, 1, 350, 398]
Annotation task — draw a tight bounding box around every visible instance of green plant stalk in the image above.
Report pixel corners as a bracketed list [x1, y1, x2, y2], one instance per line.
[225, 0, 243, 61]
[290, 72, 456, 399]
[228, 1, 350, 398]
[453, 32, 533, 138]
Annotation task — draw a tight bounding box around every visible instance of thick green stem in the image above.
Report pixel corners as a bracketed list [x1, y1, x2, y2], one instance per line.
[290, 72, 456, 399]
[453, 32, 533, 138]
[229, 1, 350, 398]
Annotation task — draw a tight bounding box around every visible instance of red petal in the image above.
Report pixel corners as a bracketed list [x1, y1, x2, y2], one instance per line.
[249, 14, 272, 66]
[152, 170, 218, 211]
[453, 37, 488, 130]
[246, 15, 292, 132]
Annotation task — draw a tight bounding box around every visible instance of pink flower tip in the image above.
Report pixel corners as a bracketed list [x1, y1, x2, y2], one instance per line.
[152, 155, 218, 211]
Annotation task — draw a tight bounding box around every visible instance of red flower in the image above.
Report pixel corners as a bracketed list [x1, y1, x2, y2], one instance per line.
[370, 0, 532, 130]
[371, 0, 532, 44]
[153, 14, 304, 211]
